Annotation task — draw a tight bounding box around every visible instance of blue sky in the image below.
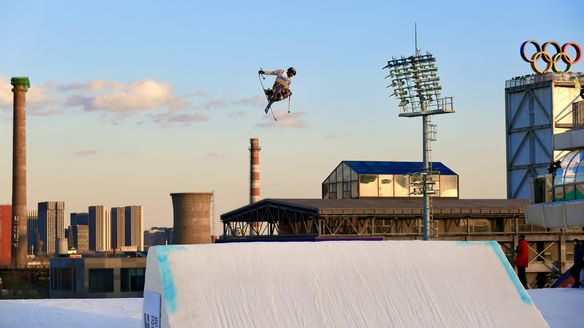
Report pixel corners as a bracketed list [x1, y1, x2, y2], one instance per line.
[0, 0, 582, 230]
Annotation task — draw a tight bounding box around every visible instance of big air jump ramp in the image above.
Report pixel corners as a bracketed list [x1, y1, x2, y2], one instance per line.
[142, 241, 548, 328]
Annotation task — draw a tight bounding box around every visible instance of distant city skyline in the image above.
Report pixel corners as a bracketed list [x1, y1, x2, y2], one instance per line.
[0, 1, 582, 232]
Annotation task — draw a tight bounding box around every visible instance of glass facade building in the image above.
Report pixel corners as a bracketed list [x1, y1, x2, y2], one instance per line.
[322, 161, 458, 199]
[553, 149, 584, 201]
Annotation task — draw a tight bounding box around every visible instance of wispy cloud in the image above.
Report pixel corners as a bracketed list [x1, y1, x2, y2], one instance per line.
[195, 98, 227, 110]
[256, 110, 307, 129]
[153, 110, 208, 128]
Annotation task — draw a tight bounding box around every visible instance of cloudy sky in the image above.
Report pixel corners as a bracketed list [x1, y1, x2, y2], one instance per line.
[0, 0, 582, 231]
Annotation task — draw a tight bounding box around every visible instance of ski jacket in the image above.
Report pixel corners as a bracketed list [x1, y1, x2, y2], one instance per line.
[263, 69, 292, 88]
[515, 239, 529, 267]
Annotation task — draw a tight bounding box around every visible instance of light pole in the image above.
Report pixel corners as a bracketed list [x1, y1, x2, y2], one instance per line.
[384, 46, 455, 240]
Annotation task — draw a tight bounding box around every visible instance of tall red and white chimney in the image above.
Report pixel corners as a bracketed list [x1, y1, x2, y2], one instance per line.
[249, 138, 261, 204]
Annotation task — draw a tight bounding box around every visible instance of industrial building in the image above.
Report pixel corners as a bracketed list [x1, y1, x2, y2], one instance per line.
[49, 255, 146, 298]
[0, 205, 12, 267]
[322, 161, 458, 199]
[518, 73, 584, 229]
[37, 202, 65, 256]
[503, 71, 584, 284]
[505, 72, 583, 199]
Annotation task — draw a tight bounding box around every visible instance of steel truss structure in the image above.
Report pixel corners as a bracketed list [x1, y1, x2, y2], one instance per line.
[221, 198, 584, 288]
[505, 73, 581, 199]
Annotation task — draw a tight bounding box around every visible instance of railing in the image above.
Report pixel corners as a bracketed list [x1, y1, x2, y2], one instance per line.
[506, 72, 583, 88]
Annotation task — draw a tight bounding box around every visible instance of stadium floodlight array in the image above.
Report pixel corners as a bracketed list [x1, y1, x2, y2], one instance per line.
[384, 52, 454, 117]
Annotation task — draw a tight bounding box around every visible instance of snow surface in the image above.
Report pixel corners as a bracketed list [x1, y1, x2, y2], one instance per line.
[144, 241, 548, 327]
[0, 298, 142, 327]
[1, 271, 583, 327]
[528, 288, 584, 328]
[0, 290, 580, 328]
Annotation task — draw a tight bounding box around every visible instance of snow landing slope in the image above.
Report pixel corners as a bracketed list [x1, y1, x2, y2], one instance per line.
[143, 241, 549, 328]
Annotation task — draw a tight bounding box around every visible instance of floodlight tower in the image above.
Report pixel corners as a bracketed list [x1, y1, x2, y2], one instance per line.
[383, 35, 455, 240]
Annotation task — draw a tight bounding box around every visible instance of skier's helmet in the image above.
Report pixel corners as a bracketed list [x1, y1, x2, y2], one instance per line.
[287, 67, 297, 76]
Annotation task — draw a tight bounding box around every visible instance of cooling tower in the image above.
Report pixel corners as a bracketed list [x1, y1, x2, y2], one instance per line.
[11, 77, 29, 268]
[170, 193, 213, 244]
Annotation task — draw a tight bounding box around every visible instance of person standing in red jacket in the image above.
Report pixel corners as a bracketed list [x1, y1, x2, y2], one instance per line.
[515, 234, 529, 289]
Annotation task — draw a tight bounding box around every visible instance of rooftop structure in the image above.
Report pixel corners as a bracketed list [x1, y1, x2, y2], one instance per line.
[322, 161, 458, 199]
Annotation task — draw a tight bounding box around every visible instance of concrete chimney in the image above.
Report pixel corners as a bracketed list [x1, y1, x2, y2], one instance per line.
[11, 77, 29, 268]
[249, 138, 261, 204]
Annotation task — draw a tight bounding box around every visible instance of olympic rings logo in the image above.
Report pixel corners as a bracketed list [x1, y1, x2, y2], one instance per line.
[520, 40, 581, 74]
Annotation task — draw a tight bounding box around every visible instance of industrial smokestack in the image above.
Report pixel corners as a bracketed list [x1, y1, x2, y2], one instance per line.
[249, 138, 261, 204]
[11, 77, 29, 268]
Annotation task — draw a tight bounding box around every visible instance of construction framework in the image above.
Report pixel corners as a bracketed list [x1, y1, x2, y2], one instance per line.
[221, 198, 584, 288]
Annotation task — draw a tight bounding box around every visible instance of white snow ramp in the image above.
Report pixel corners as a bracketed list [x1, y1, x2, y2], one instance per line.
[143, 241, 548, 328]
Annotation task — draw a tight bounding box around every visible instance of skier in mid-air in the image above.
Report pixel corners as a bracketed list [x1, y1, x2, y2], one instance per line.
[258, 67, 296, 114]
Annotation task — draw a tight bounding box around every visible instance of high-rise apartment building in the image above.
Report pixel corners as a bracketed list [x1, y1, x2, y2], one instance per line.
[70, 212, 89, 227]
[38, 202, 65, 255]
[89, 205, 110, 252]
[69, 212, 89, 253]
[0, 205, 12, 266]
[111, 207, 125, 250]
[69, 224, 89, 253]
[125, 206, 144, 251]
[27, 210, 38, 255]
